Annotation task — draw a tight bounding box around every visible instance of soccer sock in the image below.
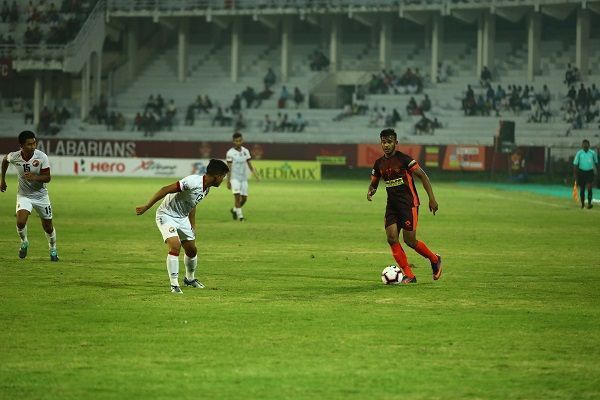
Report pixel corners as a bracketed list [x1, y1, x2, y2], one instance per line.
[235, 207, 244, 219]
[166, 254, 180, 286]
[390, 243, 414, 278]
[17, 226, 28, 243]
[413, 240, 439, 264]
[588, 189, 593, 206]
[45, 228, 57, 250]
[580, 185, 586, 207]
[184, 255, 197, 281]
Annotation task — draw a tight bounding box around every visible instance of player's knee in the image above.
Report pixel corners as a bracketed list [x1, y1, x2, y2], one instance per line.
[185, 248, 197, 258]
[16, 222, 26, 229]
[386, 237, 398, 246]
[404, 237, 417, 248]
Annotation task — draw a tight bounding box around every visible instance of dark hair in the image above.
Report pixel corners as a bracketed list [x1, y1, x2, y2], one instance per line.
[18, 130, 36, 145]
[232, 132, 243, 140]
[582, 139, 590, 145]
[206, 159, 229, 175]
[380, 128, 397, 139]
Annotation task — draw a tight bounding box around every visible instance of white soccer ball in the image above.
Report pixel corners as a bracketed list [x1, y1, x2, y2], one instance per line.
[381, 265, 403, 285]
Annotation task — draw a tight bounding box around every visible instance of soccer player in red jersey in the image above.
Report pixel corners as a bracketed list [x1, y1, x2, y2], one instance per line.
[367, 128, 442, 283]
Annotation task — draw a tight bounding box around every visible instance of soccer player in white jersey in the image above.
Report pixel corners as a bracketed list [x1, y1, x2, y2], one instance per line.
[135, 159, 229, 294]
[226, 132, 260, 221]
[1, 130, 59, 261]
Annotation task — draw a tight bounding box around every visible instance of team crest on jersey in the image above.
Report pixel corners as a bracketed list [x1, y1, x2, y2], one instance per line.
[32, 160, 40, 167]
[168, 227, 176, 233]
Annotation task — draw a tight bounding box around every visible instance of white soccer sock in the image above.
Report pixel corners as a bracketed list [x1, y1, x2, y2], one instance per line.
[184, 255, 198, 281]
[17, 226, 28, 243]
[235, 207, 244, 219]
[166, 254, 180, 286]
[45, 228, 57, 250]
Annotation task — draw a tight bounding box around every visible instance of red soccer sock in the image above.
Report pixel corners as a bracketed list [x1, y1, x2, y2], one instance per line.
[390, 242, 414, 278]
[414, 241, 438, 263]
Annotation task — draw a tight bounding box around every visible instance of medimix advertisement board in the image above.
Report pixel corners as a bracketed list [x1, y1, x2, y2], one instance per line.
[43, 157, 322, 180]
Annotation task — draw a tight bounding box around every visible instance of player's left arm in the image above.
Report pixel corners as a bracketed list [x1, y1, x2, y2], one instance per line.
[412, 166, 438, 215]
[136, 182, 180, 215]
[247, 159, 260, 180]
[1, 155, 9, 192]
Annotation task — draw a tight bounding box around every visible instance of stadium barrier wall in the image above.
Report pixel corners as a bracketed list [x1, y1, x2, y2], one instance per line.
[0, 156, 322, 180]
[0, 138, 546, 173]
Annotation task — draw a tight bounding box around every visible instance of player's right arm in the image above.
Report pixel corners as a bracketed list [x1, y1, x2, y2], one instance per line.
[1, 154, 9, 192]
[136, 182, 180, 215]
[367, 175, 379, 201]
[226, 160, 232, 190]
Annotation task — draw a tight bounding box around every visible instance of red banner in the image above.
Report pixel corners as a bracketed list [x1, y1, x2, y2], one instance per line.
[0, 59, 12, 80]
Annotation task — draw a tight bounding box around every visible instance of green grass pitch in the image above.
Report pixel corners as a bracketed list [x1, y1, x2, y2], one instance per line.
[0, 176, 599, 399]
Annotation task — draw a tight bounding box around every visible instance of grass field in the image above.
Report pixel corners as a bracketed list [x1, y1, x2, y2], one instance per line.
[0, 176, 599, 399]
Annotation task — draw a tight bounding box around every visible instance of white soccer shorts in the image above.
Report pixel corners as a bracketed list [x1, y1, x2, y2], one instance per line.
[230, 179, 249, 196]
[155, 213, 195, 242]
[16, 194, 53, 220]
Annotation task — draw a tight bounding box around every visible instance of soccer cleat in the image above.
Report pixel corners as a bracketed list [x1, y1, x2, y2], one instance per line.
[19, 241, 29, 259]
[50, 249, 59, 262]
[230, 208, 237, 220]
[170, 285, 183, 294]
[183, 277, 205, 289]
[588, 204, 594, 209]
[239, 217, 245, 222]
[431, 254, 442, 280]
[401, 276, 417, 284]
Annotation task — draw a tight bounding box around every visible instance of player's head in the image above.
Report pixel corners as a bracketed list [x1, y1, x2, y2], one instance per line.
[206, 159, 229, 187]
[582, 139, 590, 151]
[232, 132, 243, 148]
[19, 130, 36, 145]
[18, 130, 37, 155]
[379, 128, 398, 156]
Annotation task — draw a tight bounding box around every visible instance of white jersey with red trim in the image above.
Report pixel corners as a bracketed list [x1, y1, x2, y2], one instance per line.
[226, 146, 251, 181]
[6, 149, 50, 200]
[156, 174, 209, 218]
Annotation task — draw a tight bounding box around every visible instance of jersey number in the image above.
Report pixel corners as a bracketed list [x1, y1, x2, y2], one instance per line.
[45, 206, 52, 215]
[23, 164, 31, 172]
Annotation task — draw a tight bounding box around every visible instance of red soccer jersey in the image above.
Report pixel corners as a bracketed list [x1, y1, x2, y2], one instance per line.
[371, 151, 420, 208]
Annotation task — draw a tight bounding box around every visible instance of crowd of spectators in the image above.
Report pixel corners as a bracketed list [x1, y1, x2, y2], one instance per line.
[309, 49, 329, 71]
[1, 0, 94, 47]
[562, 82, 600, 131]
[367, 68, 424, 95]
[262, 112, 307, 132]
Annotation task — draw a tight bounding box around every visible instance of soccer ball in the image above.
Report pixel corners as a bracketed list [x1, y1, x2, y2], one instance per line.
[381, 265, 403, 285]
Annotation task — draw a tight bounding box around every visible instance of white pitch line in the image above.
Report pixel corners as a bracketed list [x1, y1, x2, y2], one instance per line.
[481, 192, 565, 208]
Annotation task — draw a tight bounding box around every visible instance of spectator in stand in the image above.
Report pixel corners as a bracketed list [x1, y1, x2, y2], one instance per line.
[133, 112, 143, 131]
[212, 106, 224, 126]
[234, 112, 246, 131]
[263, 67, 276, 90]
[222, 107, 233, 126]
[241, 86, 256, 109]
[420, 94, 431, 113]
[9, 0, 18, 23]
[462, 85, 476, 116]
[480, 66, 492, 87]
[184, 105, 194, 126]
[254, 86, 273, 108]
[263, 114, 272, 132]
[414, 113, 433, 135]
[576, 83, 588, 109]
[309, 49, 329, 71]
[230, 94, 242, 114]
[334, 104, 354, 122]
[1, 0, 9, 23]
[590, 84, 599, 102]
[291, 113, 306, 132]
[564, 63, 575, 86]
[437, 62, 448, 83]
[406, 97, 418, 115]
[274, 112, 284, 131]
[538, 84, 551, 106]
[203, 95, 213, 112]
[586, 100, 599, 123]
[39, 106, 52, 135]
[293, 87, 304, 108]
[166, 99, 176, 121]
[278, 86, 289, 109]
[58, 106, 70, 125]
[155, 94, 164, 113]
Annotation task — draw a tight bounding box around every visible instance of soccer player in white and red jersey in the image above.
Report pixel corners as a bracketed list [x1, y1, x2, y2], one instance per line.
[136, 159, 229, 294]
[367, 128, 442, 284]
[1, 130, 59, 261]
[226, 132, 260, 221]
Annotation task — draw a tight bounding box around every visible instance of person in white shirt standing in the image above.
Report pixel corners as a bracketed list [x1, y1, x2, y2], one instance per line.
[226, 132, 260, 222]
[1, 130, 59, 261]
[135, 159, 229, 294]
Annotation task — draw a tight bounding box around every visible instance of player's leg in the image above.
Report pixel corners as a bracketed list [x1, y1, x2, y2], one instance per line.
[578, 172, 586, 208]
[237, 181, 249, 221]
[181, 240, 204, 288]
[401, 207, 442, 280]
[156, 214, 184, 293]
[41, 219, 58, 261]
[15, 195, 32, 259]
[35, 198, 58, 261]
[586, 181, 593, 209]
[231, 179, 244, 220]
[16, 209, 30, 258]
[385, 213, 415, 281]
